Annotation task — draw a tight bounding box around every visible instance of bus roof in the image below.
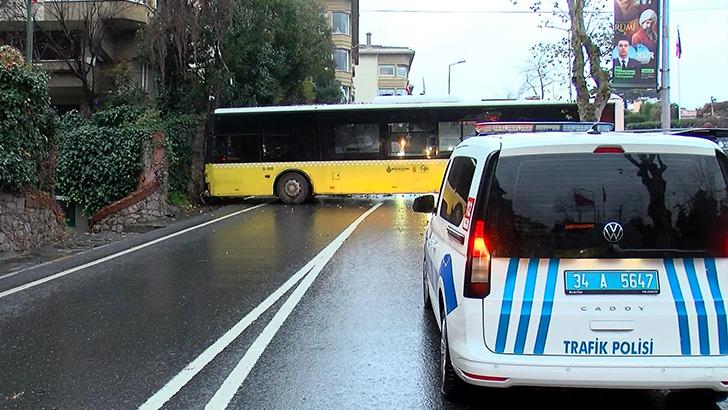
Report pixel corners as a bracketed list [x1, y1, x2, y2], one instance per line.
[214, 99, 582, 116]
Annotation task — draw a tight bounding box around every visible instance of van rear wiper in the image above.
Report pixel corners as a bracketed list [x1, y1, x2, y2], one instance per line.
[608, 244, 707, 256]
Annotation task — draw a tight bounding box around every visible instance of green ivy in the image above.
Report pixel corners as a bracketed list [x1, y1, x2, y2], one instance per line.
[56, 107, 152, 215]
[162, 113, 201, 199]
[56, 105, 201, 215]
[0, 46, 57, 193]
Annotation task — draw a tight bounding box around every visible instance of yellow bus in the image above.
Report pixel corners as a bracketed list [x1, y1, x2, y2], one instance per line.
[205, 98, 621, 204]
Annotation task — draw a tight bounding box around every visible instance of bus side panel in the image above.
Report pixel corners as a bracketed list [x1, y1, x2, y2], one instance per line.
[316, 160, 448, 195]
[206, 160, 448, 197]
[205, 164, 274, 196]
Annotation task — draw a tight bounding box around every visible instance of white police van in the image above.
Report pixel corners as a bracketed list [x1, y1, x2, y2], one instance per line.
[413, 130, 728, 400]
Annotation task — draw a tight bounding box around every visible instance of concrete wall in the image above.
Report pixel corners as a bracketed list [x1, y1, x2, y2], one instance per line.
[353, 54, 378, 102]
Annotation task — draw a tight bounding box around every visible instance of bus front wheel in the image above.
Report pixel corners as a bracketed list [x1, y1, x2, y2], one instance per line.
[276, 172, 310, 205]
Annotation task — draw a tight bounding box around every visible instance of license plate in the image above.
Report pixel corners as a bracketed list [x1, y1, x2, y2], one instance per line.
[564, 270, 660, 295]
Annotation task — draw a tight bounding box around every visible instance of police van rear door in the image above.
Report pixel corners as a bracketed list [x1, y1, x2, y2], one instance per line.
[481, 148, 728, 357]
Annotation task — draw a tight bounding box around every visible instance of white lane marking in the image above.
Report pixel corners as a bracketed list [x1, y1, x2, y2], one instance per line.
[204, 202, 382, 409]
[138, 263, 314, 410]
[0, 204, 267, 300]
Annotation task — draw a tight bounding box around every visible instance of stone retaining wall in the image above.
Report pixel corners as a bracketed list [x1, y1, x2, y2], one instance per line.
[0, 192, 64, 252]
[91, 190, 167, 233]
[90, 131, 169, 233]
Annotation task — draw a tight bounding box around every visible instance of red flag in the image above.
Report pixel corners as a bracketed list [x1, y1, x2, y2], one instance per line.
[676, 28, 682, 59]
[574, 192, 594, 207]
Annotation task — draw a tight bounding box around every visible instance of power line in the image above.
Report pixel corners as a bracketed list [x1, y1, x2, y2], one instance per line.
[360, 7, 727, 14]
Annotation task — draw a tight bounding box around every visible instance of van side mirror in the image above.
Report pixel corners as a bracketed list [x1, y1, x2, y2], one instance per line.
[412, 194, 436, 213]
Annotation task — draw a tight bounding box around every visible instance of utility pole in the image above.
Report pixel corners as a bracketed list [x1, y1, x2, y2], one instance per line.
[25, 0, 32, 62]
[660, 0, 670, 131]
[448, 60, 466, 95]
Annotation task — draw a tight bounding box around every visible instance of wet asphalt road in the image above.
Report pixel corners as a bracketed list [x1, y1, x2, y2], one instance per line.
[0, 197, 726, 410]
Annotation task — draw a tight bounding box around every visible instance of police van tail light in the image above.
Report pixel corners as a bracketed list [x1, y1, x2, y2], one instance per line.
[465, 220, 491, 298]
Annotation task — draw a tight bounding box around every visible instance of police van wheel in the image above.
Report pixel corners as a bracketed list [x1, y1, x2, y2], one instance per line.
[440, 317, 462, 399]
[276, 173, 310, 205]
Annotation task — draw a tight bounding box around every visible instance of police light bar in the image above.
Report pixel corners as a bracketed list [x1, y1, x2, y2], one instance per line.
[474, 122, 615, 135]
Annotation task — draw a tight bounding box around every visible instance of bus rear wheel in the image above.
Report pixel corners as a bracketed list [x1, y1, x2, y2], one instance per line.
[276, 172, 310, 205]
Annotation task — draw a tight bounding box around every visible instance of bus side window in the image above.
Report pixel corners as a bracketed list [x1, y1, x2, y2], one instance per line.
[438, 121, 461, 157]
[214, 134, 259, 163]
[387, 121, 435, 158]
[261, 115, 318, 162]
[327, 123, 380, 158]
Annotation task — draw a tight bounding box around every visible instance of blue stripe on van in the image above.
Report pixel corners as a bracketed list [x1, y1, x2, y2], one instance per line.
[664, 258, 691, 355]
[440, 255, 458, 315]
[495, 258, 520, 353]
[704, 258, 728, 355]
[513, 258, 540, 354]
[683, 258, 710, 355]
[534, 259, 560, 355]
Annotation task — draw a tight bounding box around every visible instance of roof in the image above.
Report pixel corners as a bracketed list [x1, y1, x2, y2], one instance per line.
[358, 45, 415, 56]
[464, 132, 720, 157]
[215, 99, 574, 115]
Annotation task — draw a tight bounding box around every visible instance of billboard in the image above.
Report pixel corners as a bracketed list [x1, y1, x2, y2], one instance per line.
[612, 0, 659, 88]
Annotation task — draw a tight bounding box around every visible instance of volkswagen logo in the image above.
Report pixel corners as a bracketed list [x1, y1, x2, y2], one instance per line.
[603, 222, 624, 243]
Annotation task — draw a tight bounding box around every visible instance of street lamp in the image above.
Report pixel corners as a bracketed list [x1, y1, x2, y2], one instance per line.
[448, 60, 466, 95]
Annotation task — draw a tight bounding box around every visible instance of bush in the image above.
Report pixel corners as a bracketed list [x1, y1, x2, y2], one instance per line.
[0, 46, 57, 193]
[56, 107, 153, 215]
[56, 104, 202, 215]
[626, 119, 700, 130]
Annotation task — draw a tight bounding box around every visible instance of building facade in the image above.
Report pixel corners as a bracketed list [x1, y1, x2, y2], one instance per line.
[0, 0, 155, 112]
[319, 0, 359, 103]
[353, 33, 415, 103]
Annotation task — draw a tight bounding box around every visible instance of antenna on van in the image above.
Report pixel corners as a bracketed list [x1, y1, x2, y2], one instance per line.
[587, 123, 602, 135]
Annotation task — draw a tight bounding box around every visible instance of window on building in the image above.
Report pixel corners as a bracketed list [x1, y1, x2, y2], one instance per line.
[396, 65, 408, 78]
[334, 48, 350, 72]
[332, 12, 350, 35]
[379, 64, 395, 76]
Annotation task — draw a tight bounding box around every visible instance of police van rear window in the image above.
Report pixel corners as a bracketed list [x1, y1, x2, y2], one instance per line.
[486, 153, 728, 258]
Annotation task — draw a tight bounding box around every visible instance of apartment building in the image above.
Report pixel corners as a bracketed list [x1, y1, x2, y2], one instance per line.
[0, 0, 155, 112]
[353, 33, 415, 103]
[319, 0, 359, 103]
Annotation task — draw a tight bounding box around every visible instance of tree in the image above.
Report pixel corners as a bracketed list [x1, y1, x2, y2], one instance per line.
[221, 0, 339, 106]
[515, 0, 613, 121]
[519, 44, 558, 100]
[0, 0, 137, 112]
[140, 0, 340, 111]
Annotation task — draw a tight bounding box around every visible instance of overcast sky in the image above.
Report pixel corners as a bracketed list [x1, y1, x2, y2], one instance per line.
[359, 0, 728, 109]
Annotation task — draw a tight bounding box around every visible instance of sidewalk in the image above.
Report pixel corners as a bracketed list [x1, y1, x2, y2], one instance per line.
[0, 204, 221, 276]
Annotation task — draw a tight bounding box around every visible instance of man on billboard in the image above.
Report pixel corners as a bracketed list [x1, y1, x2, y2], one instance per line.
[613, 39, 640, 70]
[615, 0, 645, 23]
[632, 9, 658, 51]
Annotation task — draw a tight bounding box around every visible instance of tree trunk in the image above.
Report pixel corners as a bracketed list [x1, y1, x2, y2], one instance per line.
[567, 0, 612, 122]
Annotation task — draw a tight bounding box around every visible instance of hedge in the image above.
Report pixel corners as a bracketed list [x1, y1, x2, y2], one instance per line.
[56, 105, 201, 215]
[626, 119, 701, 130]
[0, 46, 57, 193]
